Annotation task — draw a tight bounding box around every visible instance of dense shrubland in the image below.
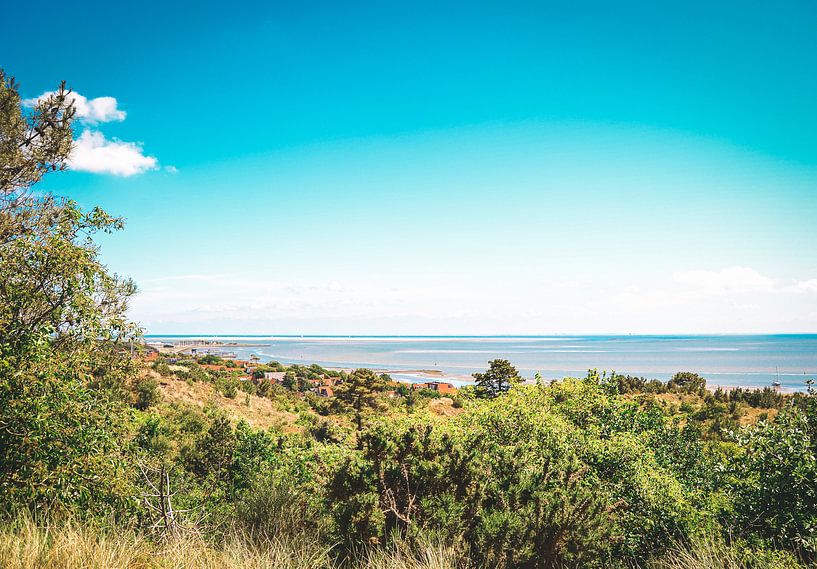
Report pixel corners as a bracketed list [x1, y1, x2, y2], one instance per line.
[2, 69, 815, 568]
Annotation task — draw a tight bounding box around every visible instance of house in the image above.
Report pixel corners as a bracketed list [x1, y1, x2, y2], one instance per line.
[411, 381, 457, 395]
[317, 386, 334, 397]
[263, 371, 286, 382]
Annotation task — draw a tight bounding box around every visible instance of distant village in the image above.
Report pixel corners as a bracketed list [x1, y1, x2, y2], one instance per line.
[142, 343, 458, 399]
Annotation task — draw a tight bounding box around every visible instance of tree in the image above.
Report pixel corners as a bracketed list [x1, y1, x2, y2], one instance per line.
[668, 371, 706, 395]
[187, 416, 236, 485]
[0, 69, 139, 515]
[472, 359, 521, 398]
[334, 368, 389, 434]
[1, 69, 74, 217]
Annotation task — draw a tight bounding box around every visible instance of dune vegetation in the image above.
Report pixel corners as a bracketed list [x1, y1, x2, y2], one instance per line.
[2, 70, 816, 568]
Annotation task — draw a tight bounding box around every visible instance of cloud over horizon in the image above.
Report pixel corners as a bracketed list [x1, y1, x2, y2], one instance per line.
[672, 267, 778, 295]
[128, 266, 817, 335]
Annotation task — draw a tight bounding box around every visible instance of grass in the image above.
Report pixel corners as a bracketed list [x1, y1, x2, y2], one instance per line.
[0, 518, 153, 569]
[648, 535, 803, 569]
[1, 518, 808, 569]
[0, 517, 461, 569]
[360, 538, 461, 569]
[149, 370, 303, 432]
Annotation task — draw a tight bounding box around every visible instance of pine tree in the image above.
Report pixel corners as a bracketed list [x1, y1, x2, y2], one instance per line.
[335, 368, 389, 434]
[472, 359, 521, 398]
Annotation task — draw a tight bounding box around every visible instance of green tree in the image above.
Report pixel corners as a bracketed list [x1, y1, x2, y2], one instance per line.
[187, 415, 236, 485]
[472, 359, 521, 398]
[668, 371, 707, 394]
[1, 70, 73, 216]
[0, 69, 139, 516]
[335, 368, 389, 434]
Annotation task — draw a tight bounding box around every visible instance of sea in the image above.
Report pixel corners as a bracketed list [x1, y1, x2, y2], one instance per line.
[145, 335, 817, 392]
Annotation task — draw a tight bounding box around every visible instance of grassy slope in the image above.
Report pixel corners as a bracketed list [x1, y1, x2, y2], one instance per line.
[149, 370, 303, 432]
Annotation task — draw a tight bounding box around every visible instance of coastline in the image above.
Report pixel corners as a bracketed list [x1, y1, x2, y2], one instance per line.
[144, 335, 817, 392]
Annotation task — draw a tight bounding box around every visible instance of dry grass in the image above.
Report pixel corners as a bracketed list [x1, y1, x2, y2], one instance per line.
[150, 371, 302, 432]
[156, 534, 332, 569]
[427, 398, 463, 418]
[0, 519, 464, 569]
[650, 538, 747, 569]
[738, 405, 778, 426]
[0, 519, 153, 569]
[359, 538, 462, 569]
[649, 536, 802, 569]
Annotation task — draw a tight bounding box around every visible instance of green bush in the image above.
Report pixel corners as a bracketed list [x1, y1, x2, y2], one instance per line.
[133, 376, 161, 410]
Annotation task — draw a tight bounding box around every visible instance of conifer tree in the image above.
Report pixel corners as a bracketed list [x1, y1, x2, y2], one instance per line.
[473, 359, 521, 398]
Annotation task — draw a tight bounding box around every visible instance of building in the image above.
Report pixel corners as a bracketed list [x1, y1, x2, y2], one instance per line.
[263, 371, 286, 382]
[317, 386, 334, 397]
[411, 381, 457, 395]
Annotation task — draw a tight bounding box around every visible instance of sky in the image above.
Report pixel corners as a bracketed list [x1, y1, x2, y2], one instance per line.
[3, 0, 817, 334]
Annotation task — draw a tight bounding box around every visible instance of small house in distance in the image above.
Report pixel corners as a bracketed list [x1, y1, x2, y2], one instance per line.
[411, 381, 457, 395]
[263, 371, 286, 382]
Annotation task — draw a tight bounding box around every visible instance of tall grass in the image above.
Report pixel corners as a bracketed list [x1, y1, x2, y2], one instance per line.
[157, 533, 332, 569]
[649, 535, 803, 569]
[4, 519, 804, 569]
[356, 537, 462, 569]
[0, 517, 462, 569]
[0, 517, 153, 569]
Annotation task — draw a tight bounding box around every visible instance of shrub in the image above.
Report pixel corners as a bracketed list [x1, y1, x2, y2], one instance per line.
[223, 381, 239, 399]
[133, 376, 161, 410]
[732, 403, 817, 560]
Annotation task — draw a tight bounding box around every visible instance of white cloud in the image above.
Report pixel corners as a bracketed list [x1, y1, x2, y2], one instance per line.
[127, 266, 817, 335]
[672, 266, 776, 295]
[25, 91, 126, 124]
[70, 130, 158, 176]
[25, 89, 161, 176]
[795, 279, 817, 293]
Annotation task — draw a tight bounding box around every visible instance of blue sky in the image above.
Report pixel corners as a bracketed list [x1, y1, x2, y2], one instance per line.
[4, 0, 817, 334]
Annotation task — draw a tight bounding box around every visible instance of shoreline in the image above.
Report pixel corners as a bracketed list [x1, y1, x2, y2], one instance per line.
[143, 335, 816, 392]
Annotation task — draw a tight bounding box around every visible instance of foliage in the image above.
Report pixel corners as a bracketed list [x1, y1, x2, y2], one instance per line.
[0, 67, 812, 568]
[0, 70, 73, 207]
[731, 400, 817, 560]
[668, 372, 707, 395]
[334, 368, 390, 433]
[133, 376, 162, 410]
[0, 70, 139, 518]
[0, 371, 134, 517]
[472, 359, 521, 398]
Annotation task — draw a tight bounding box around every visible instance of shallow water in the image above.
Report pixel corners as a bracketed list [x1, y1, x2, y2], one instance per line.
[147, 335, 817, 391]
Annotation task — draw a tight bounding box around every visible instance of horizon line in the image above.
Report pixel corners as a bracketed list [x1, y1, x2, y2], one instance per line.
[142, 332, 817, 338]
